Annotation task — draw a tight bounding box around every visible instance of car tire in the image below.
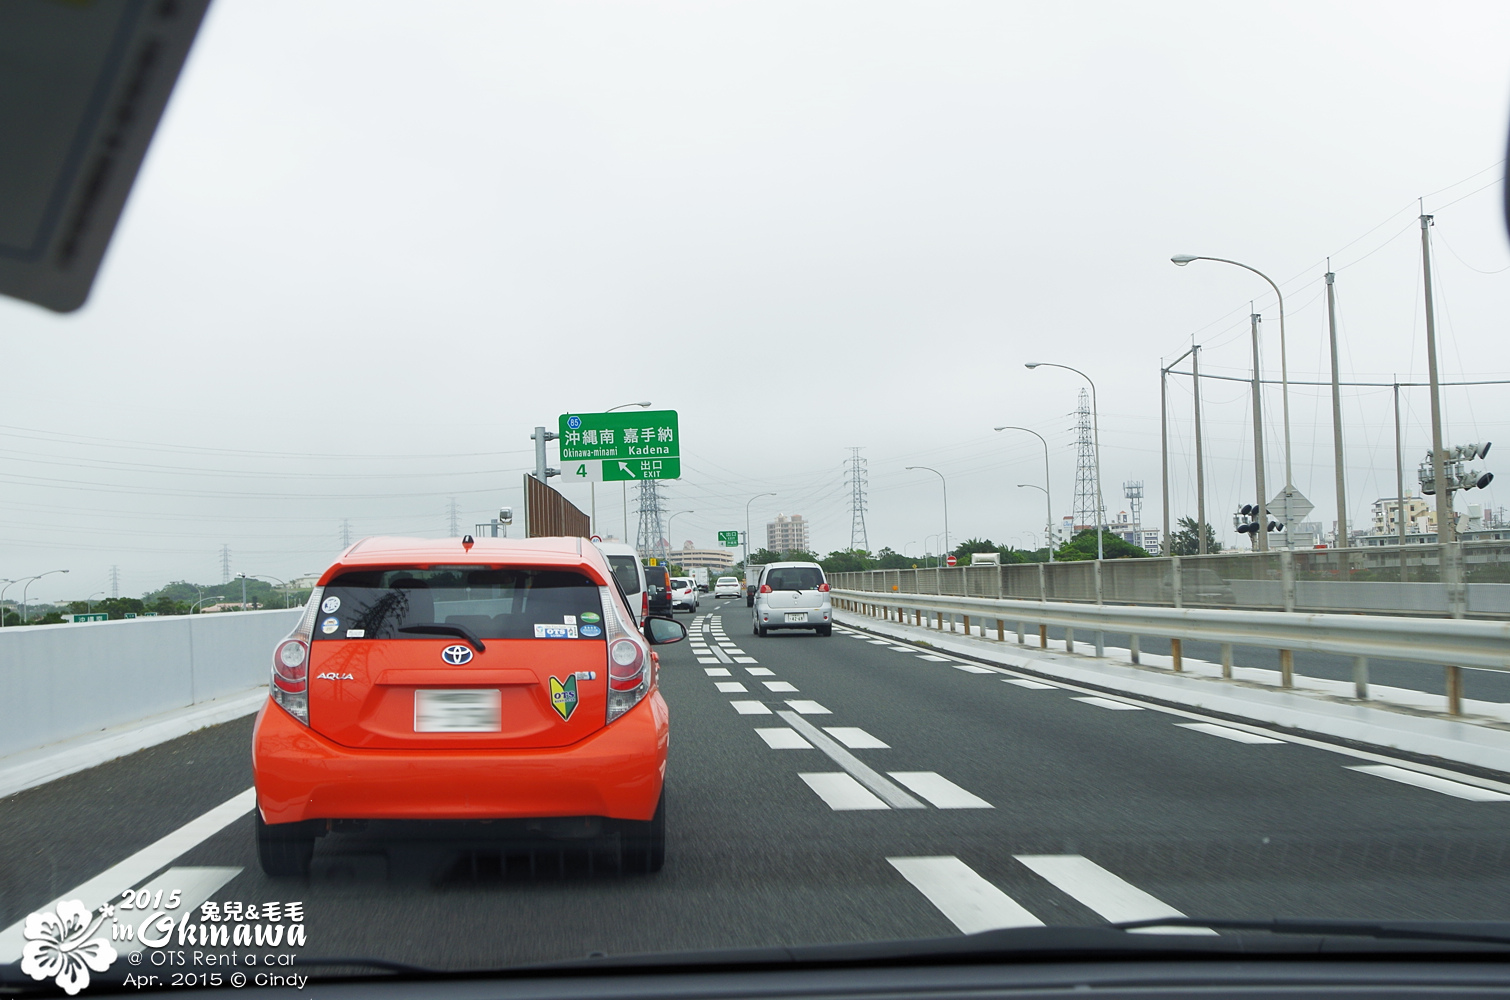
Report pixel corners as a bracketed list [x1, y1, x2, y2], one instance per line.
[621, 789, 666, 874]
[757, 624, 768, 637]
[255, 811, 315, 878]
[817, 625, 832, 637]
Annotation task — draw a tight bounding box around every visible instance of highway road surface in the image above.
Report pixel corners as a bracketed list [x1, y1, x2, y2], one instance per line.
[6, 598, 1510, 974]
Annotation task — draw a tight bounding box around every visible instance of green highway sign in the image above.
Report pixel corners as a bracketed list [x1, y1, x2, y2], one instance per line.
[718, 530, 739, 547]
[564, 457, 681, 483]
[67, 613, 108, 622]
[559, 409, 680, 478]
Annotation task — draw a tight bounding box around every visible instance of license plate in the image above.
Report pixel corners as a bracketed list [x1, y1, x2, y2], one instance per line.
[414, 689, 501, 732]
[784, 612, 808, 623]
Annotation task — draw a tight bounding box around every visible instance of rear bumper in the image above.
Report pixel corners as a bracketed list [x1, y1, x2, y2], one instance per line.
[252, 691, 668, 826]
[755, 606, 832, 629]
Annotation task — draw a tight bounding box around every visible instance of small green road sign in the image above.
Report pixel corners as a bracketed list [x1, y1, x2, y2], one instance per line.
[67, 613, 108, 622]
[558, 410, 680, 480]
[123, 612, 137, 618]
[717, 530, 739, 547]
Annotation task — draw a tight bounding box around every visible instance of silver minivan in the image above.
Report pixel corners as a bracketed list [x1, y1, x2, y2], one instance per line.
[751, 561, 833, 637]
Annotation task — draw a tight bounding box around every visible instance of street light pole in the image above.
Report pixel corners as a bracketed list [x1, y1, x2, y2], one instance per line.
[1017, 484, 1053, 560]
[1024, 364, 1103, 560]
[1171, 254, 1292, 489]
[665, 511, 694, 565]
[907, 467, 950, 563]
[21, 569, 69, 623]
[996, 426, 1054, 562]
[608, 401, 653, 542]
[243, 574, 292, 608]
[745, 492, 776, 576]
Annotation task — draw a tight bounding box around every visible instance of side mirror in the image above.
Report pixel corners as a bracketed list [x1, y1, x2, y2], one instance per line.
[643, 615, 687, 645]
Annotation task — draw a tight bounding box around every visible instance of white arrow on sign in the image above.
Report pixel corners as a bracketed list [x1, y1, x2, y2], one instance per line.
[618, 462, 635, 477]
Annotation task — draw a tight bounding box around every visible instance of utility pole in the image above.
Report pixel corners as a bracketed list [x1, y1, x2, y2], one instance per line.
[1325, 266, 1348, 548]
[1191, 344, 1207, 554]
[1420, 212, 1452, 547]
[1394, 378, 1407, 581]
[530, 426, 560, 483]
[1249, 307, 1269, 552]
[1160, 365, 1170, 555]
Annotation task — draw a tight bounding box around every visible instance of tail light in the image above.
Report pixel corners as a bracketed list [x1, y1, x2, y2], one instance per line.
[818, 583, 831, 592]
[759, 584, 771, 594]
[269, 587, 321, 725]
[601, 586, 653, 722]
[641, 591, 648, 619]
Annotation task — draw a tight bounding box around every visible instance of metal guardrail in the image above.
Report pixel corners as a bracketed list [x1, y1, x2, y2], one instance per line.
[831, 589, 1510, 716]
[829, 540, 1510, 620]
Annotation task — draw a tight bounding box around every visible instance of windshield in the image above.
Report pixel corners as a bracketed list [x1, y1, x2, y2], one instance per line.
[8, 2, 1510, 990]
[314, 567, 604, 640]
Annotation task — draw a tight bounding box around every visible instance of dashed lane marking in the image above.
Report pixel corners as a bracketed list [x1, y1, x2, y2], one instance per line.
[1347, 765, 1510, 802]
[1014, 855, 1215, 935]
[756, 728, 813, 749]
[917, 655, 950, 662]
[696, 657, 721, 665]
[715, 681, 748, 693]
[1073, 696, 1143, 711]
[745, 667, 775, 676]
[824, 727, 888, 749]
[887, 857, 1043, 933]
[800, 773, 890, 810]
[951, 663, 995, 674]
[888, 772, 993, 809]
[1004, 678, 1056, 690]
[0, 788, 256, 963]
[762, 680, 799, 692]
[733, 657, 760, 664]
[730, 700, 772, 715]
[784, 700, 831, 715]
[704, 667, 731, 676]
[1178, 722, 1283, 744]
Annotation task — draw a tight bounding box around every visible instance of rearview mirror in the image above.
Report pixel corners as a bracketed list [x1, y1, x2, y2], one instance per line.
[643, 616, 686, 645]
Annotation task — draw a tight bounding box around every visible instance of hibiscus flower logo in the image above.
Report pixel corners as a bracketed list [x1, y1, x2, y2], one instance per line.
[20, 900, 117, 996]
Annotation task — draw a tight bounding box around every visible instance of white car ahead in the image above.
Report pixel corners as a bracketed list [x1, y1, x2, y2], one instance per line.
[670, 577, 699, 612]
[713, 576, 742, 599]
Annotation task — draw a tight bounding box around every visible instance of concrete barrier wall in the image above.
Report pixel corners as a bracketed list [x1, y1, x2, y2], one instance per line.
[0, 609, 302, 760]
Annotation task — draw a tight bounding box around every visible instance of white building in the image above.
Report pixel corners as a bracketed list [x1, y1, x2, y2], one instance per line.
[766, 513, 810, 553]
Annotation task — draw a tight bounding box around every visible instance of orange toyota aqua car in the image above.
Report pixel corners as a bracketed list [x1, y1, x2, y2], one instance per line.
[251, 535, 683, 877]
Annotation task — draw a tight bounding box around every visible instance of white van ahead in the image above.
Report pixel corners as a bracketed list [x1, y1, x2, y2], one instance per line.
[750, 561, 832, 637]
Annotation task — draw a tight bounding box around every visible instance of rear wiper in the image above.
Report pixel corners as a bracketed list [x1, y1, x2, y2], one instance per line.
[1117, 917, 1510, 946]
[398, 623, 486, 652]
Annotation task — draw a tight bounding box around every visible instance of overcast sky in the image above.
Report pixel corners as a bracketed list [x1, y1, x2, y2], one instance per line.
[4, 1, 1510, 603]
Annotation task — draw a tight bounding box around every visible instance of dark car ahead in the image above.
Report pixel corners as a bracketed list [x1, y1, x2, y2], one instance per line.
[645, 565, 673, 616]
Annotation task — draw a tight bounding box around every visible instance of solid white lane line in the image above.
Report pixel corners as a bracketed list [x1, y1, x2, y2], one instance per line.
[824, 727, 889, 749]
[745, 667, 775, 676]
[730, 701, 772, 715]
[696, 657, 721, 665]
[799, 773, 890, 810]
[888, 772, 993, 809]
[1347, 765, 1510, 802]
[917, 655, 951, 662]
[888, 856, 1043, 933]
[784, 700, 831, 715]
[704, 667, 731, 676]
[710, 645, 734, 664]
[762, 680, 799, 692]
[1014, 855, 1215, 934]
[756, 728, 813, 750]
[1004, 678, 1057, 690]
[113, 867, 244, 955]
[1178, 722, 1283, 745]
[733, 657, 760, 664]
[952, 663, 995, 674]
[778, 711, 922, 809]
[1073, 696, 1143, 711]
[715, 681, 748, 693]
[0, 788, 256, 963]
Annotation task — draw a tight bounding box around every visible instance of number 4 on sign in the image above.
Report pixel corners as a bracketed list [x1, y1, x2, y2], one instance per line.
[570, 462, 604, 482]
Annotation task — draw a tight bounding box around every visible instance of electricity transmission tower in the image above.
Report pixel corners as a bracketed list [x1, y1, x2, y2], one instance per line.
[1124, 481, 1143, 530]
[219, 545, 231, 584]
[109, 565, 120, 600]
[846, 447, 869, 552]
[340, 519, 352, 548]
[447, 498, 461, 536]
[634, 480, 668, 563]
[1071, 389, 1102, 532]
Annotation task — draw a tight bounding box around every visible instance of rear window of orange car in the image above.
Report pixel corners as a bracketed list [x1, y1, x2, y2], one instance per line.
[605, 555, 642, 595]
[313, 567, 606, 641]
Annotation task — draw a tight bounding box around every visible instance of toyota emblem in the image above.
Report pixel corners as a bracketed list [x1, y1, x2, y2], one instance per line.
[441, 644, 473, 665]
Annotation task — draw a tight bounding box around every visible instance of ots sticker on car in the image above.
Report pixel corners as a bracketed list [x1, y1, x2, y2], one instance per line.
[534, 623, 579, 639]
[549, 674, 579, 720]
[321, 596, 341, 614]
[320, 617, 340, 634]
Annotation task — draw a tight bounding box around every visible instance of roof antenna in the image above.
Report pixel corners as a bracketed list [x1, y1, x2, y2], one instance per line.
[462, 534, 474, 551]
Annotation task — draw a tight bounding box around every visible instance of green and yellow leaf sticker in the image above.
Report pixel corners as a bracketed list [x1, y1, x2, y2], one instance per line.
[549, 674, 579, 721]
